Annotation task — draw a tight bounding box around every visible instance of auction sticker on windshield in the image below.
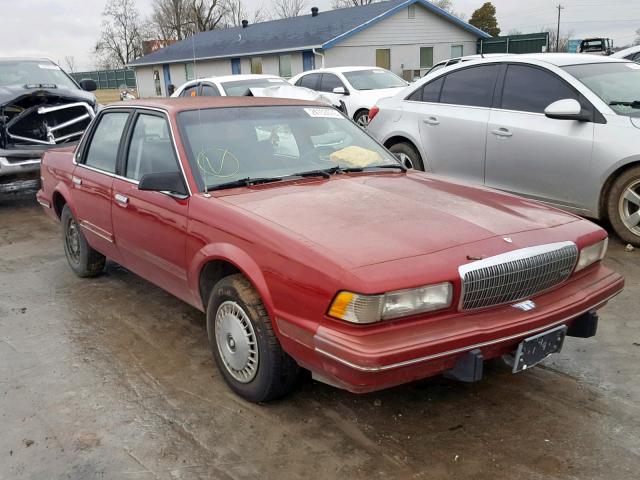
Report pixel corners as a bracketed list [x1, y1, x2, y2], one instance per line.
[304, 108, 344, 118]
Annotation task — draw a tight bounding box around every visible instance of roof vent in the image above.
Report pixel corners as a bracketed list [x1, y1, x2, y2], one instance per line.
[242, 19, 249, 28]
[311, 7, 319, 16]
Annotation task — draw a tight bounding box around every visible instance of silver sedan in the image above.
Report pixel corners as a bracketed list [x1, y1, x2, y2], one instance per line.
[367, 53, 640, 245]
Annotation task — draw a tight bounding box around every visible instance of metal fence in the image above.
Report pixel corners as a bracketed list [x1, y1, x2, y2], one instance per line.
[70, 68, 137, 90]
[478, 33, 550, 55]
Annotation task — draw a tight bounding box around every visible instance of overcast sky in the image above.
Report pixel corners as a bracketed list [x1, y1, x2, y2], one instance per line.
[0, 0, 637, 71]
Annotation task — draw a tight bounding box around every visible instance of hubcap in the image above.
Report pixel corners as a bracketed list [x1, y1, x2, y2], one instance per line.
[214, 301, 258, 383]
[619, 179, 640, 236]
[65, 218, 81, 263]
[356, 114, 369, 127]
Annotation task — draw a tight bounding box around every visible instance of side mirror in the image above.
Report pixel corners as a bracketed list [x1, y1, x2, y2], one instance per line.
[139, 171, 188, 196]
[79, 78, 97, 92]
[544, 99, 590, 121]
[333, 86, 348, 95]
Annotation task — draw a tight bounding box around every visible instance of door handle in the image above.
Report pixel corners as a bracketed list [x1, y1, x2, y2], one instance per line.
[423, 116, 440, 126]
[72, 176, 82, 186]
[491, 128, 513, 137]
[114, 193, 129, 206]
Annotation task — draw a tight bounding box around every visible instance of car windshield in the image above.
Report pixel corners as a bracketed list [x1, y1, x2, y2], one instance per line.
[0, 60, 78, 89]
[564, 62, 640, 117]
[342, 69, 407, 90]
[220, 78, 288, 96]
[177, 105, 401, 191]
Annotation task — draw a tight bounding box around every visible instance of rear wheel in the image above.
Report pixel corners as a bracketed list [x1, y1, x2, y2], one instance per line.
[61, 205, 106, 277]
[206, 274, 300, 402]
[388, 142, 425, 171]
[606, 166, 640, 246]
[354, 109, 370, 128]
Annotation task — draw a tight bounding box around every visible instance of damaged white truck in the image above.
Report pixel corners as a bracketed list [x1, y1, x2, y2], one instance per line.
[0, 58, 97, 194]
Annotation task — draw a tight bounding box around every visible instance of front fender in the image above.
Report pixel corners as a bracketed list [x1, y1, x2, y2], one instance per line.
[188, 242, 274, 314]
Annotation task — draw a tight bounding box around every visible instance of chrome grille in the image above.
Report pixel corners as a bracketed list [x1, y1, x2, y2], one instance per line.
[460, 242, 578, 310]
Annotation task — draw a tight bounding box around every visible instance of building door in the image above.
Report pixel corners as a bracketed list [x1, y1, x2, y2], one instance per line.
[302, 51, 315, 71]
[376, 49, 391, 70]
[162, 64, 171, 96]
[231, 58, 241, 74]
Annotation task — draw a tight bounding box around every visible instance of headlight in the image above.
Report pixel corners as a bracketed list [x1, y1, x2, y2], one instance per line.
[575, 238, 608, 272]
[328, 283, 453, 324]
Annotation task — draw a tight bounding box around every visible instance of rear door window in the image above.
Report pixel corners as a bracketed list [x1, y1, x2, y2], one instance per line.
[297, 73, 321, 90]
[407, 76, 444, 102]
[83, 112, 129, 173]
[181, 84, 199, 97]
[439, 65, 498, 108]
[501, 64, 577, 113]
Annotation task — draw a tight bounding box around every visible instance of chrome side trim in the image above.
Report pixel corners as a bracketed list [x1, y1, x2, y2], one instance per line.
[79, 220, 114, 244]
[37, 198, 51, 208]
[314, 290, 621, 372]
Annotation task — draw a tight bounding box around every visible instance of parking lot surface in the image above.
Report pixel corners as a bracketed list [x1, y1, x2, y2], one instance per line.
[1, 195, 639, 480]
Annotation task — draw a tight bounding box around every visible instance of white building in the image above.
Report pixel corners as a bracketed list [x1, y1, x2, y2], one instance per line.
[130, 0, 490, 98]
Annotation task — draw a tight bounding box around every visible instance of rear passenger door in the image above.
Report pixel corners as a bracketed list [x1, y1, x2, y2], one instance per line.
[71, 109, 131, 263]
[110, 110, 194, 304]
[411, 64, 498, 183]
[485, 64, 595, 208]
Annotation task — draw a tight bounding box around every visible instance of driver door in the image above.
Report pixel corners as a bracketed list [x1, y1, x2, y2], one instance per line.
[485, 64, 595, 209]
[111, 110, 194, 305]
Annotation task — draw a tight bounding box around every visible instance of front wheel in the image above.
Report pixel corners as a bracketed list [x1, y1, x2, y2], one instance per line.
[606, 166, 640, 246]
[61, 205, 106, 277]
[388, 142, 425, 171]
[354, 109, 370, 128]
[206, 274, 300, 402]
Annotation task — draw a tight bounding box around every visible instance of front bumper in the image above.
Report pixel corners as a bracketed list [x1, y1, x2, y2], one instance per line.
[0, 150, 43, 193]
[277, 264, 624, 393]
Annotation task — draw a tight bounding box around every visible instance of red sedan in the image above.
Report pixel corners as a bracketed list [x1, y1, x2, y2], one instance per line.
[37, 97, 624, 402]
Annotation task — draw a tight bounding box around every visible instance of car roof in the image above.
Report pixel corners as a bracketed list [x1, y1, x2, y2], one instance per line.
[506, 53, 627, 66]
[107, 96, 324, 113]
[298, 66, 384, 75]
[198, 74, 284, 83]
[612, 45, 640, 58]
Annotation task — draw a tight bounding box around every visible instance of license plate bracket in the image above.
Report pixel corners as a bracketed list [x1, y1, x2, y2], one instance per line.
[512, 325, 567, 373]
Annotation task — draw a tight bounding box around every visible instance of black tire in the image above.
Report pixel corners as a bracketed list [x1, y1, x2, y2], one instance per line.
[61, 205, 106, 277]
[354, 109, 370, 128]
[388, 142, 425, 171]
[206, 274, 300, 402]
[606, 166, 640, 246]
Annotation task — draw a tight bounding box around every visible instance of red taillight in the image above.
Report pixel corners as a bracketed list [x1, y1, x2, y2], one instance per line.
[368, 106, 379, 122]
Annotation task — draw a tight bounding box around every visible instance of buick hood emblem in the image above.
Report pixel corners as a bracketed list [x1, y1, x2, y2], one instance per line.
[512, 300, 536, 311]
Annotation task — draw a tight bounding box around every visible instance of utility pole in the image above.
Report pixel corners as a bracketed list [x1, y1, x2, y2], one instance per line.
[556, 4, 564, 52]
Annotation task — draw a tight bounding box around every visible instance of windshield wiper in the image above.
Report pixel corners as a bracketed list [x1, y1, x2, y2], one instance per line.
[287, 166, 343, 179]
[341, 164, 407, 173]
[208, 176, 283, 191]
[609, 100, 640, 109]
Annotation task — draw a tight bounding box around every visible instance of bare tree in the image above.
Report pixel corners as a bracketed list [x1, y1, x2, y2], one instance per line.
[95, 0, 145, 68]
[272, 0, 306, 19]
[544, 27, 573, 52]
[431, 0, 464, 20]
[64, 56, 77, 73]
[190, 0, 228, 31]
[151, 0, 192, 40]
[224, 0, 265, 27]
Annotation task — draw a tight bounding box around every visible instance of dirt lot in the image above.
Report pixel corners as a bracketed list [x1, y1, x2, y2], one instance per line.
[1, 194, 639, 480]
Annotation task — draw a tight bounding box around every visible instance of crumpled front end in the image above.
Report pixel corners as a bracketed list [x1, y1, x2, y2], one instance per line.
[0, 89, 95, 194]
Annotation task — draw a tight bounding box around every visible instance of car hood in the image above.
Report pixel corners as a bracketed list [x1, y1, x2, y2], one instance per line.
[220, 173, 580, 268]
[0, 84, 95, 107]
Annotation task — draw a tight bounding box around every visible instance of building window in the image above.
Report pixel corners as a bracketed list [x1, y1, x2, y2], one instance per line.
[185, 63, 195, 81]
[279, 54, 292, 78]
[420, 47, 433, 68]
[251, 57, 263, 74]
[153, 67, 162, 96]
[408, 5, 415, 18]
[375, 49, 391, 70]
[451, 45, 464, 58]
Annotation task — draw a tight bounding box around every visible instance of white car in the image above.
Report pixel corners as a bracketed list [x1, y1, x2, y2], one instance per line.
[367, 53, 640, 245]
[612, 45, 640, 62]
[171, 74, 289, 97]
[289, 67, 408, 127]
